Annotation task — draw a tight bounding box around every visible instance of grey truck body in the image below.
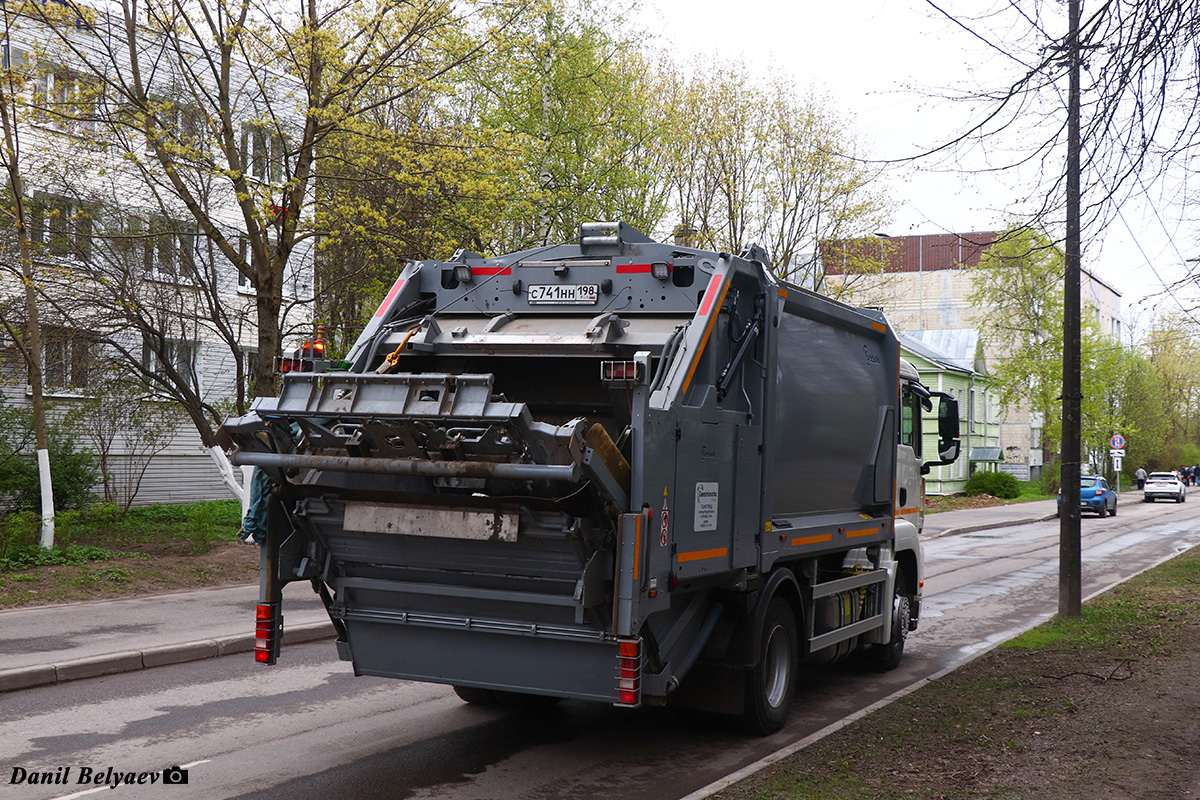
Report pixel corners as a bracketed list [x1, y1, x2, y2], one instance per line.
[224, 222, 957, 730]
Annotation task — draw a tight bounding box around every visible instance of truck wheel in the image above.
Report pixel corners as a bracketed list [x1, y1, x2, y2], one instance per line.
[870, 573, 911, 672]
[453, 685, 500, 706]
[743, 598, 797, 735]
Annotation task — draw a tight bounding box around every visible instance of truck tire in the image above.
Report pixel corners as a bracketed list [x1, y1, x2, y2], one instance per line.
[742, 597, 797, 735]
[453, 685, 500, 706]
[870, 571, 911, 672]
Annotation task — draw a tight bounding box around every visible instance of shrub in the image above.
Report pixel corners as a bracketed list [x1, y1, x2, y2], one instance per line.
[964, 469, 1021, 499]
[0, 431, 100, 512]
[1040, 459, 1062, 495]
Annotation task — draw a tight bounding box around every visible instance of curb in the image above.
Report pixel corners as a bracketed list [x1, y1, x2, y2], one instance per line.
[0, 620, 336, 693]
[926, 513, 1058, 539]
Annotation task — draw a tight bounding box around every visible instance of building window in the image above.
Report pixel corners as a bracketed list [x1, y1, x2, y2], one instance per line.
[31, 69, 100, 134]
[143, 338, 199, 392]
[146, 99, 207, 155]
[968, 389, 976, 433]
[241, 344, 257, 382]
[30, 193, 92, 261]
[235, 235, 255, 292]
[43, 327, 95, 391]
[123, 217, 197, 281]
[240, 124, 285, 184]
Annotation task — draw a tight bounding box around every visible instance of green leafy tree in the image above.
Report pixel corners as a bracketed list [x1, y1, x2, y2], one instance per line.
[1114, 349, 1170, 473]
[969, 225, 1132, 466]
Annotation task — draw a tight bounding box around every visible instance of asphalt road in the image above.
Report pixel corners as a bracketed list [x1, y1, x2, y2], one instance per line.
[5, 498, 1199, 800]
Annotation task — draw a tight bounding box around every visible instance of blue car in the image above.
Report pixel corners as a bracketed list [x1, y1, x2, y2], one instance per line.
[1057, 476, 1117, 518]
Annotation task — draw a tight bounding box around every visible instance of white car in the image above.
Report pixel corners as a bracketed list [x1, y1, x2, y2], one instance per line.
[1144, 472, 1187, 503]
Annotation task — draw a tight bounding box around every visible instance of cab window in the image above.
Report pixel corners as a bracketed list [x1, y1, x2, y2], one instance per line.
[900, 388, 922, 456]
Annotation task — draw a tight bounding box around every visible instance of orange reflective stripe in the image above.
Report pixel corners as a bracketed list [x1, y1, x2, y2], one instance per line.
[677, 547, 728, 563]
[791, 534, 833, 547]
[846, 527, 881, 538]
[632, 513, 642, 582]
[681, 274, 732, 395]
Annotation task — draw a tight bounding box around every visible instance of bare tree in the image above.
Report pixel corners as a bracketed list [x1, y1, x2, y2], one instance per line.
[915, 1, 1200, 254]
[4, 0, 527, 497]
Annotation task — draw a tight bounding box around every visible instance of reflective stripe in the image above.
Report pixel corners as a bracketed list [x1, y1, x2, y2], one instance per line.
[677, 547, 727, 563]
[680, 273, 731, 395]
[846, 527, 881, 538]
[373, 277, 405, 317]
[791, 534, 833, 546]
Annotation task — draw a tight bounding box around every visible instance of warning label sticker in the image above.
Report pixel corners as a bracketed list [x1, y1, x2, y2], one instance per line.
[694, 482, 718, 531]
[660, 489, 669, 546]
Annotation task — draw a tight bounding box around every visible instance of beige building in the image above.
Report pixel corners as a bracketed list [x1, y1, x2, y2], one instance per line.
[823, 232, 1123, 482]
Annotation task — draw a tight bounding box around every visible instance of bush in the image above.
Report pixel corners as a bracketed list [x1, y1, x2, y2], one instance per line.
[1040, 459, 1062, 495]
[964, 469, 1021, 499]
[0, 432, 100, 512]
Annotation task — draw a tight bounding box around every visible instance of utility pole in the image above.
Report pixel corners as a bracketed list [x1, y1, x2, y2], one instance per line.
[1060, 0, 1082, 617]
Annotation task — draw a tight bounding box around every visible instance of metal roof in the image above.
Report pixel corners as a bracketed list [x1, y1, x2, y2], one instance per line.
[898, 329, 987, 375]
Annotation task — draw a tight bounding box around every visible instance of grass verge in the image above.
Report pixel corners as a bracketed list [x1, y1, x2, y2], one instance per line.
[0, 500, 255, 608]
[713, 544, 1200, 800]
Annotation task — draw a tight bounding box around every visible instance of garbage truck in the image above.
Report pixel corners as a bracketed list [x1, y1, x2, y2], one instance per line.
[221, 222, 961, 734]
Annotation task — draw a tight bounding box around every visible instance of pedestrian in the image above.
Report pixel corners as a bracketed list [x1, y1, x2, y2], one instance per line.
[1136, 466, 1147, 491]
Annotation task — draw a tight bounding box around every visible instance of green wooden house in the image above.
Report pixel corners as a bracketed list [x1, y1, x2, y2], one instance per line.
[899, 330, 1001, 495]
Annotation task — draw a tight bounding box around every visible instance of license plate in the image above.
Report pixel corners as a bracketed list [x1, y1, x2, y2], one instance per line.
[527, 284, 599, 305]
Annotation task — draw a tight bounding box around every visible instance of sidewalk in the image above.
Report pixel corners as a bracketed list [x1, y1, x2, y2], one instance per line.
[922, 488, 1143, 539]
[0, 494, 1115, 694]
[921, 497, 1058, 538]
[0, 580, 334, 692]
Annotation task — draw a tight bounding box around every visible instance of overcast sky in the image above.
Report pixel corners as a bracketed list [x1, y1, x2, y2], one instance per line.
[633, 0, 1199, 329]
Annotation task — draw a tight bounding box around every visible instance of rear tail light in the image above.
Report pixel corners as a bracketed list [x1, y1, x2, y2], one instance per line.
[615, 638, 641, 707]
[601, 360, 644, 383]
[255, 603, 282, 665]
[275, 336, 329, 374]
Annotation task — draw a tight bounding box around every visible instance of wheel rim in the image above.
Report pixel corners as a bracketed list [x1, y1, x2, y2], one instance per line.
[762, 623, 792, 709]
[895, 596, 911, 646]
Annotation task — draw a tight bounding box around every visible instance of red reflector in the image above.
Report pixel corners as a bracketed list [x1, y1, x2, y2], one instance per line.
[256, 605, 273, 620]
[619, 640, 639, 658]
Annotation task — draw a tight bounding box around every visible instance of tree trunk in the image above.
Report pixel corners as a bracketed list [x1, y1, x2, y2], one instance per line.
[0, 73, 56, 547]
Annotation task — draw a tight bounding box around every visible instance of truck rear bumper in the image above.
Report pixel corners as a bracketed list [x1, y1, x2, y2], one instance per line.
[340, 611, 621, 703]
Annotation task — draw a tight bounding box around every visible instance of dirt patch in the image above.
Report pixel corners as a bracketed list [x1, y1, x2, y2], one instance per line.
[924, 493, 1010, 513]
[0, 540, 259, 608]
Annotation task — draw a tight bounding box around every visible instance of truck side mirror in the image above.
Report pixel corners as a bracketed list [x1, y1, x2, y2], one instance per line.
[924, 392, 961, 472]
